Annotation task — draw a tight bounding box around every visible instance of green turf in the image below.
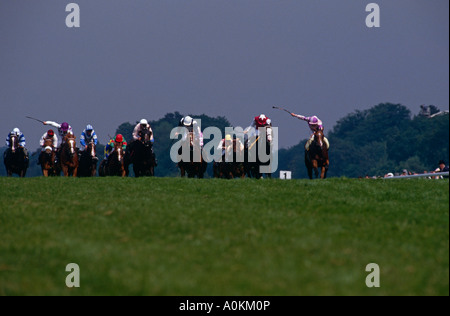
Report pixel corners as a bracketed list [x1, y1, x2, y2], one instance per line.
[0, 177, 448, 296]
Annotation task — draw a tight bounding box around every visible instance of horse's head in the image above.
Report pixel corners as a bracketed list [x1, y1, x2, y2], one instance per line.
[9, 134, 18, 153]
[88, 140, 96, 157]
[139, 129, 152, 146]
[313, 130, 325, 148]
[114, 142, 124, 162]
[64, 134, 77, 156]
[43, 139, 54, 154]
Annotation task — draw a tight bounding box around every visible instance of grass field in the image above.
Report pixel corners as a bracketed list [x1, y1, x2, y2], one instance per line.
[0, 177, 448, 296]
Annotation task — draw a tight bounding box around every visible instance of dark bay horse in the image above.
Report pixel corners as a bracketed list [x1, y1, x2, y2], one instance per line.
[214, 139, 246, 179]
[127, 129, 156, 177]
[305, 130, 329, 179]
[99, 142, 126, 177]
[3, 134, 28, 177]
[39, 139, 58, 177]
[244, 126, 273, 179]
[78, 140, 98, 177]
[178, 131, 207, 178]
[59, 134, 79, 177]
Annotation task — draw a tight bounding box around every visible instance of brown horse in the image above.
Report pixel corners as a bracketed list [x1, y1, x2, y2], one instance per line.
[59, 134, 79, 177]
[178, 131, 207, 178]
[305, 130, 329, 179]
[99, 142, 126, 177]
[3, 134, 28, 177]
[39, 139, 58, 177]
[78, 140, 98, 177]
[214, 139, 246, 179]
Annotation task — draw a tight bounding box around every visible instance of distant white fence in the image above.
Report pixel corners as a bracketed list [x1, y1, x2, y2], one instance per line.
[384, 172, 449, 179]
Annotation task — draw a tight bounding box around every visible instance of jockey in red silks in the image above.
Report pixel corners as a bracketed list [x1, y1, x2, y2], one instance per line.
[291, 113, 329, 151]
[244, 114, 273, 139]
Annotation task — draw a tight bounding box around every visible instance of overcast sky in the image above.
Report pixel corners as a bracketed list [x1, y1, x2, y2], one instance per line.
[0, 0, 448, 149]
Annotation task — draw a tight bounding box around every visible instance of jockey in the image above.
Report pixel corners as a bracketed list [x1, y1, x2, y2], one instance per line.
[132, 119, 154, 143]
[5, 128, 29, 162]
[217, 134, 245, 159]
[291, 113, 329, 151]
[80, 124, 98, 151]
[176, 116, 204, 147]
[39, 129, 58, 150]
[130, 119, 157, 166]
[217, 134, 233, 157]
[104, 134, 127, 160]
[42, 121, 73, 146]
[37, 129, 58, 165]
[244, 114, 273, 146]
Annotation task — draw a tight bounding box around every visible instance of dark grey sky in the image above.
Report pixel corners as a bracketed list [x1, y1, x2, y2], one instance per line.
[1, 0, 448, 149]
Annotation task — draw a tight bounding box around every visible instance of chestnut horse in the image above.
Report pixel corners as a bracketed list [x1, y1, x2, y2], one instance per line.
[3, 134, 28, 177]
[59, 134, 79, 177]
[305, 130, 329, 179]
[39, 139, 58, 177]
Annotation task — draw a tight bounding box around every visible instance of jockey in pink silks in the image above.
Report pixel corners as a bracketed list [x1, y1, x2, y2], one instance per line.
[291, 113, 330, 151]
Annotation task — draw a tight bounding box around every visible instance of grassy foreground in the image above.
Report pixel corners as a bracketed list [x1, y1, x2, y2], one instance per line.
[0, 177, 448, 296]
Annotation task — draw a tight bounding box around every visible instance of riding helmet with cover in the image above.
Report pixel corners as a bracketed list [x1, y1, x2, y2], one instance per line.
[61, 122, 69, 132]
[115, 134, 123, 143]
[12, 128, 20, 135]
[310, 116, 319, 124]
[47, 129, 54, 137]
[140, 119, 148, 125]
[183, 116, 193, 126]
[86, 124, 93, 131]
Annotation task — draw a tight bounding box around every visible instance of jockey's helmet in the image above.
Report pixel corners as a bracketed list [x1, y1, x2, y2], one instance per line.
[225, 134, 232, 141]
[310, 116, 319, 124]
[13, 128, 20, 135]
[183, 116, 193, 126]
[140, 119, 148, 125]
[47, 130, 54, 137]
[259, 114, 266, 121]
[86, 124, 93, 131]
[61, 122, 69, 132]
[115, 134, 123, 143]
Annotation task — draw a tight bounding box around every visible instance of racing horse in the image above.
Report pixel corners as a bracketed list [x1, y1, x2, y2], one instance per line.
[99, 141, 126, 177]
[59, 134, 79, 177]
[214, 139, 246, 179]
[177, 131, 207, 178]
[39, 138, 58, 177]
[78, 140, 98, 177]
[127, 128, 156, 177]
[244, 126, 274, 179]
[3, 133, 28, 177]
[305, 129, 329, 179]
